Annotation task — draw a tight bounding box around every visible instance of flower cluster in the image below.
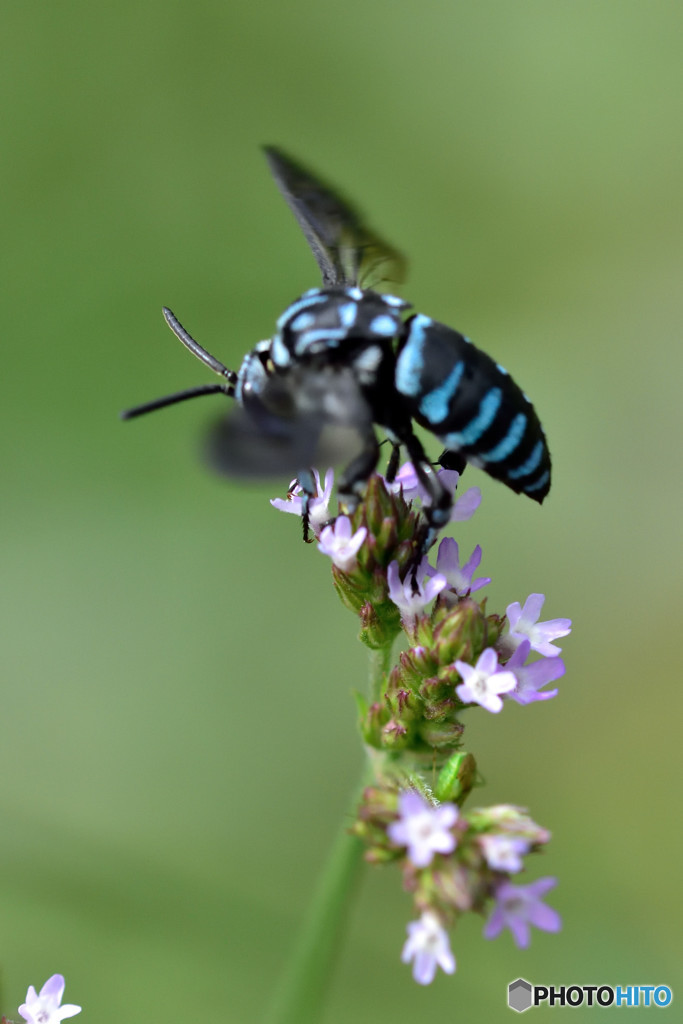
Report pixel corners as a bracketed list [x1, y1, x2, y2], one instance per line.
[272, 463, 570, 984]
[354, 786, 560, 983]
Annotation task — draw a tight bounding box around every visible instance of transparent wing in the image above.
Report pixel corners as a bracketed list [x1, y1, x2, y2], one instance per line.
[205, 364, 373, 479]
[263, 146, 407, 289]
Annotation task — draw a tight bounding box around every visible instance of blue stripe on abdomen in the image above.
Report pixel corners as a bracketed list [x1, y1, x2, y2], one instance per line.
[442, 387, 503, 448]
[480, 412, 527, 463]
[508, 439, 544, 479]
[523, 468, 550, 493]
[418, 361, 464, 424]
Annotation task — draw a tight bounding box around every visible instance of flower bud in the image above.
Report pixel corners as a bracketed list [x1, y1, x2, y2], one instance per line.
[417, 720, 464, 749]
[432, 598, 489, 667]
[467, 805, 551, 846]
[358, 600, 402, 649]
[435, 752, 478, 804]
[382, 718, 411, 749]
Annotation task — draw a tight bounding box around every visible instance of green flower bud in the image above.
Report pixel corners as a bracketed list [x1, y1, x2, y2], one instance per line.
[466, 804, 551, 845]
[358, 599, 402, 649]
[431, 598, 489, 667]
[357, 697, 386, 747]
[417, 719, 464, 750]
[382, 718, 411, 749]
[430, 862, 474, 912]
[435, 752, 478, 804]
[398, 645, 439, 688]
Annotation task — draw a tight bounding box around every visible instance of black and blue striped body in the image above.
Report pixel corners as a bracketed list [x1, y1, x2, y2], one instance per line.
[124, 147, 553, 561]
[263, 288, 550, 503]
[394, 314, 550, 500]
[270, 285, 409, 371]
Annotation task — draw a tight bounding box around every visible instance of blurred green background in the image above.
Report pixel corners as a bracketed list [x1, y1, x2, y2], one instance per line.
[2, 1, 681, 1020]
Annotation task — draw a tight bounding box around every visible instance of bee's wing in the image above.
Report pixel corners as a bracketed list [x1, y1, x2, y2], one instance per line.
[263, 146, 407, 289]
[205, 365, 373, 479]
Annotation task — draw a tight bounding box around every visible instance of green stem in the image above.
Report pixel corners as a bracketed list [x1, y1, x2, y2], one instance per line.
[369, 641, 394, 702]
[263, 765, 371, 1024]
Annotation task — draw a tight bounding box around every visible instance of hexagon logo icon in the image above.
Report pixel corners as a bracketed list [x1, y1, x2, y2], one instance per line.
[508, 978, 533, 1012]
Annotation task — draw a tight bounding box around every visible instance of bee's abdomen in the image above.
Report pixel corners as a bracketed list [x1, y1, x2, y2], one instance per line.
[395, 314, 551, 501]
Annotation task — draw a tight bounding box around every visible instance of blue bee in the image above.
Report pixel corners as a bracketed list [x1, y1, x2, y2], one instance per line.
[123, 148, 551, 555]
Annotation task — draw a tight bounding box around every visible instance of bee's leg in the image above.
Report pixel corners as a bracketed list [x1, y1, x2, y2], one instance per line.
[401, 433, 452, 586]
[297, 468, 317, 543]
[337, 433, 381, 514]
[385, 440, 402, 484]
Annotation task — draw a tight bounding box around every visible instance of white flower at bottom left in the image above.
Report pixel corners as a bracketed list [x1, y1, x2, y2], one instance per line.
[18, 974, 81, 1024]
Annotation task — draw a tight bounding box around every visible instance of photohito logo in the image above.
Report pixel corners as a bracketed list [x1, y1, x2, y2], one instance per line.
[507, 978, 673, 1012]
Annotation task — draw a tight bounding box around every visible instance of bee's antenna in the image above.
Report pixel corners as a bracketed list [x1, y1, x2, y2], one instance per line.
[162, 307, 237, 387]
[120, 308, 238, 420]
[120, 384, 228, 420]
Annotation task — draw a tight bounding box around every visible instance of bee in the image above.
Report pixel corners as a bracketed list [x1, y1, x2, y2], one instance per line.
[122, 147, 551, 553]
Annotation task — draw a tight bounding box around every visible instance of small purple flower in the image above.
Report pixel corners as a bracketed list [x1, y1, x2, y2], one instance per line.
[317, 515, 367, 571]
[270, 468, 334, 535]
[18, 975, 81, 1024]
[387, 558, 447, 627]
[504, 593, 571, 657]
[401, 911, 456, 984]
[484, 877, 561, 948]
[505, 639, 565, 704]
[388, 789, 458, 867]
[479, 834, 529, 873]
[387, 462, 481, 522]
[455, 648, 517, 713]
[445, 477, 482, 523]
[431, 537, 491, 596]
[388, 461, 423, 501]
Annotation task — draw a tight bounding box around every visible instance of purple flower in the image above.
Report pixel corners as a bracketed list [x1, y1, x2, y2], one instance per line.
[479, 834, 529, 873]
[455, 648, 517, 713]
[449, 482, 482, 521]
[504, 594, 571, 657]
[387, 461, 423, 501]
[18, 975, 81, 1024]
[388, 790, 458, 867]
[317, 515, 367, 571]
[431, 537, 491, 596]
[505, 639, 565, 704]
[270, 468, 334, 535]
[387, 461, 482, 522]
[401, 911, 456, 984]
[387, 558, 447, 627]
[484, 877, 561, 948]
